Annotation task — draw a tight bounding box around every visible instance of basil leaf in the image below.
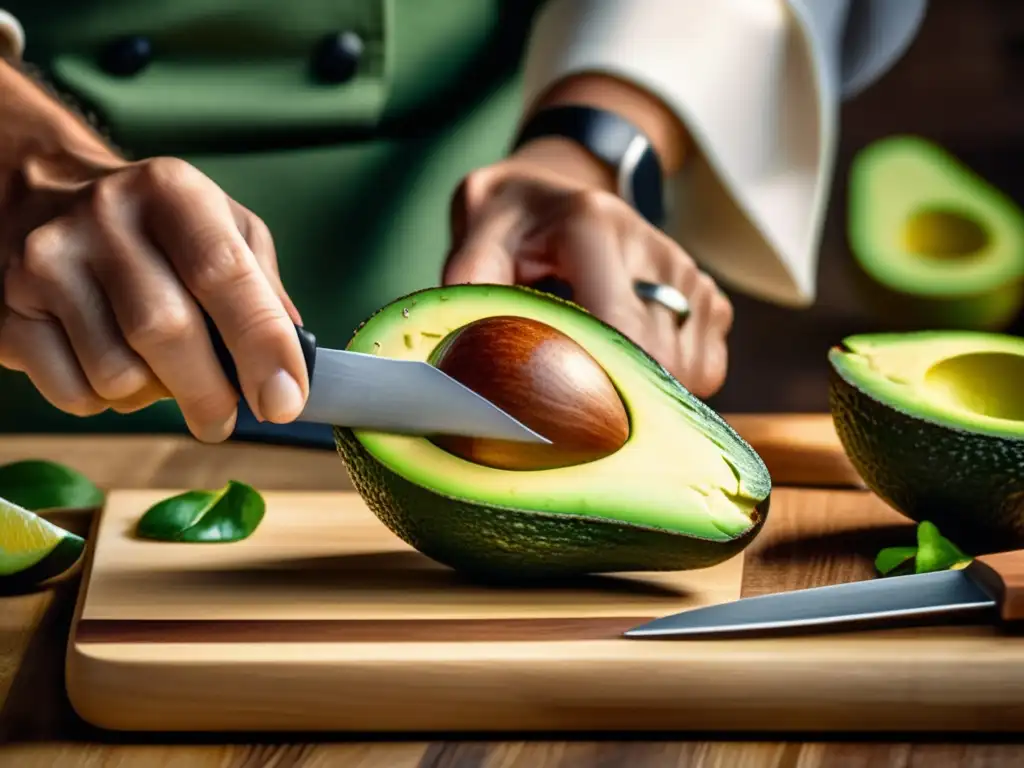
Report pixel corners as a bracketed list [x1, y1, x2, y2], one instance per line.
[135, 480, 265, 543]
[915, 520, 972, 574]
[0, 460, 104, 512]
[875, 545, 918, 576]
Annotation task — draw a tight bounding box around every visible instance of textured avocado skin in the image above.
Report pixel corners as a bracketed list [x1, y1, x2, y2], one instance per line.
[828, 365, 1024, 553]
[334, 426, 769, 581]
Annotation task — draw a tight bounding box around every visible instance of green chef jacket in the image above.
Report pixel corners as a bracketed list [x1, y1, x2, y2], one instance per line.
[0, 0, 545, 447]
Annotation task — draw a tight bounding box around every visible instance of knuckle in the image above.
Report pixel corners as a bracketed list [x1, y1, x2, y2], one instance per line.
[234, 303, 289, 347]
[21, 225, 68, 284]
[186, 238, 252, 295]
[91, 354, 150, 401]
[181, 389, 237, 431]
[461, 166, 502, 208]
[124, 301, 195, 350]
[694, 271, 717, 295]
[568, 187, 619, 218]
[140, 156, 200, 194]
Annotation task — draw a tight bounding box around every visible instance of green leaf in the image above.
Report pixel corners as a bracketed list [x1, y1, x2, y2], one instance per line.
[874, 521, 973, 577]
[0, 460, 104, 512]
[135, 480, 265, 543]
[875, 545, 918, 576]
[915, 520, 972, 574]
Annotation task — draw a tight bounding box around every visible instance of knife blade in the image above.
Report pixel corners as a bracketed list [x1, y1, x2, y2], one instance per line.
[623, 549, 1024, 638]
[202, 313, 550, 444]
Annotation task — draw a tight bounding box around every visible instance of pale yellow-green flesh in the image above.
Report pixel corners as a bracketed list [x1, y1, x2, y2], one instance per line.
[849, 136, 1024, 295]
[348, 288, 759, 541]
[0, 496, 75, 575]
[833, 331, 1024, 437]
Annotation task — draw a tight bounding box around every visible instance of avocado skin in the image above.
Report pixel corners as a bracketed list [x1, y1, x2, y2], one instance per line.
[0, 534, 85, 592]
[331, 283, 771, 581]
[846, 257, 1024, 332]
[334, 425, 769, 581]
[846, 135, 1024, 331]
[828, 364, 1024, 553]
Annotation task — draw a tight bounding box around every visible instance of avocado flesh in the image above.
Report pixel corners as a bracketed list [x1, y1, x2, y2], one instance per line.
[334, 284, 771, 579]
[847, 136, 1024, 329]
[829, 330, 1024, 552]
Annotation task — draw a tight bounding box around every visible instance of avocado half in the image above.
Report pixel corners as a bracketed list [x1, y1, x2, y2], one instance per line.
[847, 136, 1024, 330]
[829, 330, 1024, 552]
[333, 284, 771, 580]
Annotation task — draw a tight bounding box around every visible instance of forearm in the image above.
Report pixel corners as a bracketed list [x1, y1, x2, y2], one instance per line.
[0, 59, 123, 215]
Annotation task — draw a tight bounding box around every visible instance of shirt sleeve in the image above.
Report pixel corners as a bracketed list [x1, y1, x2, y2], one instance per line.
[521, 0, 928, 307]
[0, 9, 24, 60]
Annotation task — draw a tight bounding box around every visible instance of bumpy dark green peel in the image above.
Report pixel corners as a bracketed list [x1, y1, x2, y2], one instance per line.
[829, 365, 1024, 553]
[334, 426, 769, 581]
[334, 283, 770, 581]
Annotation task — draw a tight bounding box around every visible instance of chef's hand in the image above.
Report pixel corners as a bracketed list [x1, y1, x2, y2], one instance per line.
[442, 137, 734, 399]
[0, 155, 308, 442]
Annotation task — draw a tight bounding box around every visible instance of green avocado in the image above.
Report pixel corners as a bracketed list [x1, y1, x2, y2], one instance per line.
[333, 284, 771, 581]
[828, 330, 1024, 553]
[847, 136, 1024, 330]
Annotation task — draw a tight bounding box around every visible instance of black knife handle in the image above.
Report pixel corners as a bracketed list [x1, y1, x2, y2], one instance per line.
[201, 310, 317, 395]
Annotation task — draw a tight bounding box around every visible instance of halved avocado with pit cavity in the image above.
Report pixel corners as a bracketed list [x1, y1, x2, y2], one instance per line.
[333, 283, 771, 581]
[829, 330, 1024, 552]
[847, 136, 1024, 330]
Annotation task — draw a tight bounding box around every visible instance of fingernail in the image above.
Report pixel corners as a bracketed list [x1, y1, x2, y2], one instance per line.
[259, 369, 304, 423]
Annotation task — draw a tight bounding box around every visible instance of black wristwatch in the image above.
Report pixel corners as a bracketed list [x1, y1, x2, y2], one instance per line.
[511, 104, 666, 228]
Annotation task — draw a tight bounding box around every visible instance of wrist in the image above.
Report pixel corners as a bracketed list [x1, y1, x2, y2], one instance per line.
[507, 135, 618, 194]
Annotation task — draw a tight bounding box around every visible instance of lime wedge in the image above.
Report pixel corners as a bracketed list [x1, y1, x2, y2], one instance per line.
[0, 495, 85, 586]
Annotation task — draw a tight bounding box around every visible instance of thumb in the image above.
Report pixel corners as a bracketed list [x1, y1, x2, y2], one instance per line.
[442, 206, 523, 286]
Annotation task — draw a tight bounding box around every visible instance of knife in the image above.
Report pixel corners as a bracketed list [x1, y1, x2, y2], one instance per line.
[201, 313, 550, 444]
[623, 549, 1024, 638]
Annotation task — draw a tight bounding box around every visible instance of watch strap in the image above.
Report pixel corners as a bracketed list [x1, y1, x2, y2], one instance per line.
[512, 104, 665, 227]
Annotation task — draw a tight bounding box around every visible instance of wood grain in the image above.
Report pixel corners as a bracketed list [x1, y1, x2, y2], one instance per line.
[0, 424, 1020, 762]
[58, 483, 1024, 735]
[62, 487, 749, 731]
[73, 489, 743, 623]
[1, 0, 1023, 758]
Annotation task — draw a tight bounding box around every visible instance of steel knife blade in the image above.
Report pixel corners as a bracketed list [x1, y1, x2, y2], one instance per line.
[623, 549, 1024, 638]
[203, 313, 550, 444]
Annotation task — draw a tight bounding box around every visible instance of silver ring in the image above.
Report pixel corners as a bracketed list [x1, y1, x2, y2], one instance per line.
[634, 280, 690, 322]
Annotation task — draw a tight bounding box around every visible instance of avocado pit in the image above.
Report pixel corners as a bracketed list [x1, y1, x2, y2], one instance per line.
[427, 315, 630, 470]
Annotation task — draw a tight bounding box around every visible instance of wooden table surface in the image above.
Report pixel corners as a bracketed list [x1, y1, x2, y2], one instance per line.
[3, 1, 1024, 764]
[2, 415, 1024, 767]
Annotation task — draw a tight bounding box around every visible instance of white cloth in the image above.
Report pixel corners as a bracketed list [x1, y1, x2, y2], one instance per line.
[522, 0, 928, 307]
[0, 9, 24, 60]
[0, 1, 928, 305]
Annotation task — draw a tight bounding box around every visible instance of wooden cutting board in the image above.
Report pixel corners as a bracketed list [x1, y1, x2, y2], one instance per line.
[64, 483, 1024, 734]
